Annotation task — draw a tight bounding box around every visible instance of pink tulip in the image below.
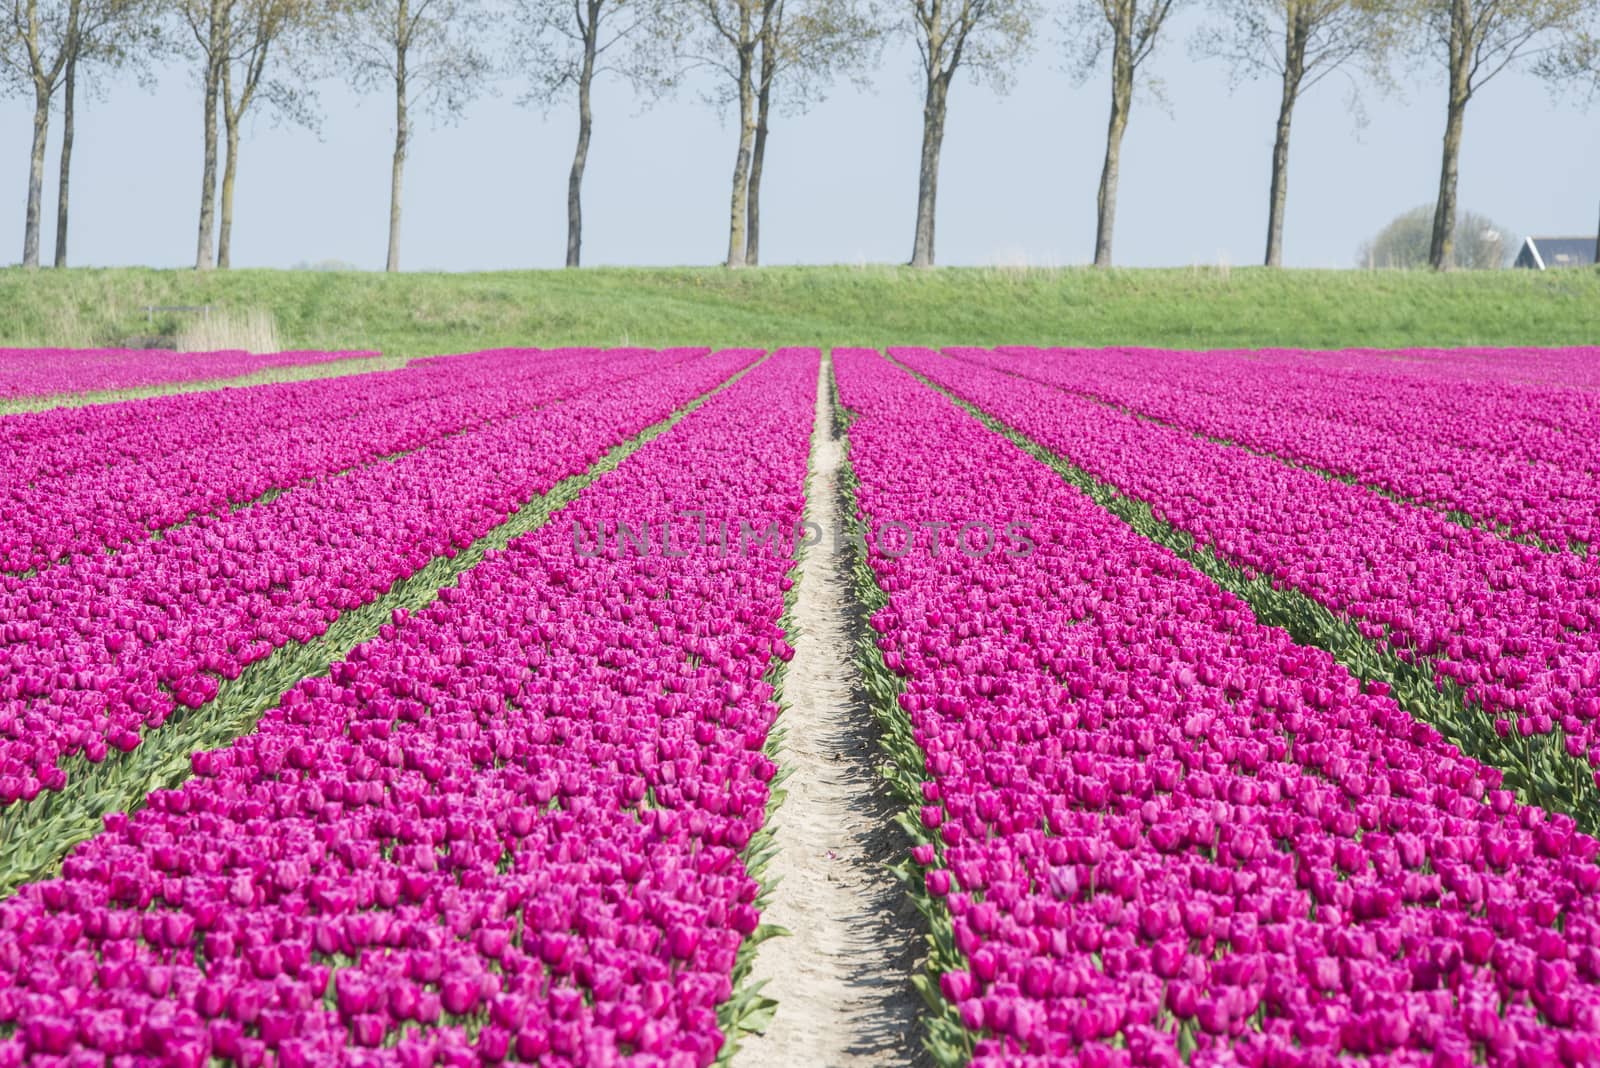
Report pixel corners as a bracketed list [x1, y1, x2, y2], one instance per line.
[834, 346, 1600, 1065]
[0, 348, 818, 1066]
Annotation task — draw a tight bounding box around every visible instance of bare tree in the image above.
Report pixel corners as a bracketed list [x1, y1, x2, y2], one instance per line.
[51, 0, 158, 266]
[2, 0, 81, 267]
[714, 0, 768, 266]
[1067, 0, 1182, 267]
[51, 12, 78, 267]
[337, 0, 491, 271]
[741, 0, 879, 264]
[679, 0, 769, 266]
[510, 0, 675, 267]
[216, 0, 323, 267]
[1193, 0, 1394, 266]
[178, 0, 318, 270]
[178, 0, 228, 269]
[745, 14, 776, 263]
[905, 0, 1033, 266]
[1418, 0, 1586, 268]
[680, 0, 876, 267]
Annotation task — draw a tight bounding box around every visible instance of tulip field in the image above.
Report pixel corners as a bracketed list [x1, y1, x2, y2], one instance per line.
[2, 342, 1600, 1066]
[0, 349, 377, 403]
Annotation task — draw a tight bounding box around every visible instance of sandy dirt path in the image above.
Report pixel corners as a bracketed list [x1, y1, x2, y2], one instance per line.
[737, 354, 924, 1067]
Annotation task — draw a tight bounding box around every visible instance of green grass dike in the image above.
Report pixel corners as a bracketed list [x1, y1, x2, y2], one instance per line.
[0, 265, 1596, 360]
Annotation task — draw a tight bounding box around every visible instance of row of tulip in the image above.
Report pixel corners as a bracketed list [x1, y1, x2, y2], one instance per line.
[896, 347, 1600, 827]
[1, 348, 666, 488]
[0, 348, 370, 401]
[0, 348, 707, 574]
[0, 347, 817, 1065]
[949, 346, 1600, 551]
[0, 349, 759, 807]
[834, 347, 1600, 1066]
[1283, 345, 1600, 391]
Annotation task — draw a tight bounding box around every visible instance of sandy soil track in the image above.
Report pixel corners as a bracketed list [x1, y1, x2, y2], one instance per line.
[737, 355, 924, 1067]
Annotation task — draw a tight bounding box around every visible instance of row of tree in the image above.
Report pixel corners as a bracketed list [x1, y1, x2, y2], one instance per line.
[5, 0, 1600, 272]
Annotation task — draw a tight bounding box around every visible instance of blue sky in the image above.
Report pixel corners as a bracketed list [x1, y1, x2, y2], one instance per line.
[1, 12, 1596, 270]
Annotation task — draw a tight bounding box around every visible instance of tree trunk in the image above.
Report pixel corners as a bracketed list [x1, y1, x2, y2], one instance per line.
[195, 0, 226, 271]
[218, 120, 240, 269]
[53, 48, 76, 268]
[218, 64, 241, 270]
[387, 3, 408, 274]
[1093, 23, 1133, 268]
[1262, 96, 1293, 268]
[1263, 18, 1303, 268]
[745, 88, 770, 266]
[724, 30, 756, 268]
[566, 0, 597, 268]
[22, 82, 50, 269]
[1428, 94, 1467, 270]
[387, 94, 406, 273]
[909, 75, 948, 269]
[1429, 0, 1471, 271]
[745, 35, 776, 266]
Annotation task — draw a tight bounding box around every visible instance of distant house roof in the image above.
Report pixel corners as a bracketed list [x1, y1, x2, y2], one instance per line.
[1514, 236, 1597, 270]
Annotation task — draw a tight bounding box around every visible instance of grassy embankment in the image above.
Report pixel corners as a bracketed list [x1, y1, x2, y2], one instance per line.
[0, 266, 1596, 361]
